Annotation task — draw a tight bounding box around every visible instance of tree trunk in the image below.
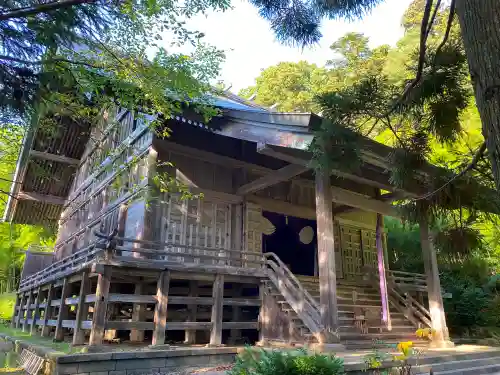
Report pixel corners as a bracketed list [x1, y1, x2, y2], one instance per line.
[455, 0, 500, 191]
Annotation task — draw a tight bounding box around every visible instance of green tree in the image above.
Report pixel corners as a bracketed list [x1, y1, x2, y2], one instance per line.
[250, 0, 500, 197]
[239, 61, 330, 112]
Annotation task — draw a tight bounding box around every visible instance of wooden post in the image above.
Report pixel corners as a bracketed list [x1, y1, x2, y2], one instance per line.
[89, 266, 112, 346]
[419, 210, 453, 347]
[54, 278, 71, 341]
[315, 170, 339, 337]
[11, 293, 20, 328]
[30, 287, 42, 335]
[152, 271, 170, 346]
[130, 282, 145, 342]
[184, 281, 198, 344]
[22, 289, 34, 332]
[41, 284, 54, 337]
[376, 214, 391, 331]
[15, 293, 25, 329]
[73, 271, 91, 345]
[229, 284, 243, 344]
[209, 274, 224, 346]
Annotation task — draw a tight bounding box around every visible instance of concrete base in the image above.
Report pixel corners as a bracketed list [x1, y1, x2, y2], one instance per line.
[429, 340, 455, 349]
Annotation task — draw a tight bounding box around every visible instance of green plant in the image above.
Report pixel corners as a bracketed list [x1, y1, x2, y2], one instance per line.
[228, 347, 344, 375]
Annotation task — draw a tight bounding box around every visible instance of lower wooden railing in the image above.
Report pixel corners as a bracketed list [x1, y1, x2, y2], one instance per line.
[19, 230, 267, 292]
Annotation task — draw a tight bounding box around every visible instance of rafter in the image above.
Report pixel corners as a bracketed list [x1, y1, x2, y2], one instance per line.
[30, 150, 79, 165]
[17, 191, 66, 205]
[236, 163, 309, 195]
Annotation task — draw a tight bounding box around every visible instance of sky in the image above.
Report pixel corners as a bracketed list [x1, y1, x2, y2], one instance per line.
[169, 0, 414, 93]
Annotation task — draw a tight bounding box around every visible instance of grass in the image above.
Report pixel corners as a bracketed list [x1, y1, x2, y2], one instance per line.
[0, 294, 15, 321]
[0, 325, 78, 354]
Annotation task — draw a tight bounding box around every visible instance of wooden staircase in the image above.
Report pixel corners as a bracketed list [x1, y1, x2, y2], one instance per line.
[263, 252, 430, 349]
[298, 276, 427, 348]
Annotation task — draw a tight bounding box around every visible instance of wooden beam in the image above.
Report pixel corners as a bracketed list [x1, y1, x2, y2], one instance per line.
[152, 271, 170, 346]
[247, 195, 316, 220]
[29, 150, 79, 165]
[209, 274, 224, 346]
[330, 186, 399, 217]
[41, 283, 53, 337]
[89, 265, 112, 346]
[257, 143, 413, 196]
[29, 287, 42, 335]
[236, 164, 309, 195]
[54, 277, 71, 341]
[73, 271, 90, 345]
[17, 191, 66, 206]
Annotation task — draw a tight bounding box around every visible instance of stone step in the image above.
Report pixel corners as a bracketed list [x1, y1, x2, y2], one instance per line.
[338, 325, 415, 334]
[343, 339, 429, 350]
[340, 331, 422, 341]
[415, 356, 500, 375]
[416, 363, 500, 375]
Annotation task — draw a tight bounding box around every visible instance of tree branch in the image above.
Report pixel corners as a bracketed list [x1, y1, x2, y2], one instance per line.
[425, 0, 442, 39]
[0, 0, 96, 21]
[0, 55, 101, 69]
[432, 0, 456, 67]
[414, 141, 486, 201]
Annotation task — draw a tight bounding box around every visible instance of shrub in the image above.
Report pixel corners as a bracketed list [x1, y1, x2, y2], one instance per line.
[228, 347, 344, 375]
[0, 293, 15, 321]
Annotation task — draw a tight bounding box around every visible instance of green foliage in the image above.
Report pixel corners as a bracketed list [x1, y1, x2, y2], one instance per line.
[0, 293, 15, 321]
[228, 347, 344, 375]
[249, 0, 383, 46]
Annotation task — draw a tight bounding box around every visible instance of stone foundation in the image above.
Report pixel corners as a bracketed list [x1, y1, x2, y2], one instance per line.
[54, 347, 238, 375]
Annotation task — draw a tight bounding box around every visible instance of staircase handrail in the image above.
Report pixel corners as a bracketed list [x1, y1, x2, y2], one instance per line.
[264, 252, 321, 314]
[386, 269, 427, 292]
[365, 266, 431, 328]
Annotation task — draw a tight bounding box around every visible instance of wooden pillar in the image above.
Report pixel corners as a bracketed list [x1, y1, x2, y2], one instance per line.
[209, 274, 224, 346]
[229, 284, 243, 344]
[30, 287, 42, 335]
[54, 277, 71, 341]
[184, 281, 198, 344]
[73, 271, 91, 345]
[89, 266, 112, 346]
[130, 281, 145, 342]
[15, 293, 25, 329]
[152, 271, 170, 346]
[41, 284, 54, 337]
[376, 214, 391, 331]
[258, 284, 268, 346]
[315, 170, 339, 336]
[11, 293, 20, 328]
[22, 289, 34, 332]
[419, 211, 453, 347]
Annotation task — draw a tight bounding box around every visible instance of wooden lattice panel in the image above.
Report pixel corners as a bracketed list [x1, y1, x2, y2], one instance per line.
[361, 230, 378, 269]
[244, 202, 262, 268]
[340, 226, 363, 279]
[20, 349, 44, 375]
[159, 194, 231, 264]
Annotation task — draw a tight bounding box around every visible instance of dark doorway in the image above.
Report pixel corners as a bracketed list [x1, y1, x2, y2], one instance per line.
[262, 211, 317, 276]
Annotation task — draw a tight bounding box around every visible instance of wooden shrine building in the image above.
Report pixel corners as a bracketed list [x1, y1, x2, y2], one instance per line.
[4, 93, 494, 349]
